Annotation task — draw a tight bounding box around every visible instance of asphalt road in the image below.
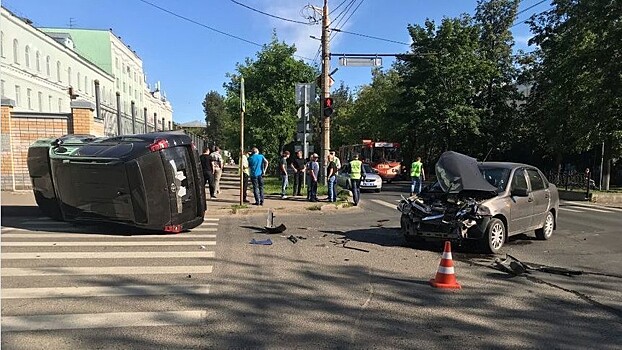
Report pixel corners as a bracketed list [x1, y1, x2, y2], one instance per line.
[1, 183, 621, 349]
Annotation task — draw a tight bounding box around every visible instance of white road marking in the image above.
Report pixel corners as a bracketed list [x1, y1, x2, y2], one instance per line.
[370, 199, 398, 210]
[566, 206, 611, 213]
[0, 233, 217, 238]
[564, 202, 622, 212]
[190, 227, 217, 232]
[199, 222, 218, 226]
[1, 310, 208, 332]
[1, 251, 215, 260]
[559, 207, 584, 213]
[1, 284, 211, 299]
[1, 241, 216, 247]
[1, 265, 213, 277]
[203, 218, 220, 222]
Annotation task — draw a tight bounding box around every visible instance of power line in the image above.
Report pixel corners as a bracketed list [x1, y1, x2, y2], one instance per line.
[331, 0, 357, 31]
[516, 0, 549, 17]
[330, 28, 409, 45]
[137, 0, 262, 47]
[338, 0, 365, 31]
[511, 6, 553, 28]
[329, 0, 350, 16]
[229, 0, 314, 25]
[136, 0, 314, 61]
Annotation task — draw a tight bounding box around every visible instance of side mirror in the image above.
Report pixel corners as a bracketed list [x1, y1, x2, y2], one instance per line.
[373, 169, 379, 174]
[511, 188, 529, 197]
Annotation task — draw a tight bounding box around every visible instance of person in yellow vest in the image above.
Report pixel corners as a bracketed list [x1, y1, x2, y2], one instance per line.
[410, 156, 426, 196]
[349, 153, 363, 206]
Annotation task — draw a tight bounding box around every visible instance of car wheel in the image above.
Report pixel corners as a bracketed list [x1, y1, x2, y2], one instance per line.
[535, 211, 555, 240]
[374, 188, 381, 193]
[482, 218, 505, 254]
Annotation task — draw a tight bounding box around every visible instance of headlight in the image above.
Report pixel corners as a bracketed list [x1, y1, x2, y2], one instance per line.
[477, 205, 491, 216]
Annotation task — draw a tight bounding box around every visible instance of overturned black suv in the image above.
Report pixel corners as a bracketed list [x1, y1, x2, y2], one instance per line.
[398, 151, 559, 253]
[27, 131, 206, 232]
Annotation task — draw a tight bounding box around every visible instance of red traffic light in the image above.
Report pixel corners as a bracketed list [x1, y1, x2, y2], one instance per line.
[324, 97, 333, 108]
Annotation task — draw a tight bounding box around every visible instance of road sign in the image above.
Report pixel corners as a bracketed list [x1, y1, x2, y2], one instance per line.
[338, 57, 382, 67]
[295, 83, 315, 105]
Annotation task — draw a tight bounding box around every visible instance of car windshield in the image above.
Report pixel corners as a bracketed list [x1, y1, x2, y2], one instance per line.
[478, 166, 511, 192]
[363, 164, 374, 174]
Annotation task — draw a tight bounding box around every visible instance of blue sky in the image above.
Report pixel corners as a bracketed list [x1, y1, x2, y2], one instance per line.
[4, 0, 547, 123]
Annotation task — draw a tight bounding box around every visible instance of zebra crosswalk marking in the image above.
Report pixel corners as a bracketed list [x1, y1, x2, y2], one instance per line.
[1, 265, 213, 277]
[1, 251, 216, 260]
[1, 241, 216, 247]
[1, 284, 211, 299]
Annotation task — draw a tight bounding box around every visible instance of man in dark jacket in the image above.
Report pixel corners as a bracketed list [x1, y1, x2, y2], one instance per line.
[200, 146, 216, 199]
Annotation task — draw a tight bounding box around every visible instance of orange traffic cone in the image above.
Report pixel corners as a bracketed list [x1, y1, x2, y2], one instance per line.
[429, 241, 461, 289]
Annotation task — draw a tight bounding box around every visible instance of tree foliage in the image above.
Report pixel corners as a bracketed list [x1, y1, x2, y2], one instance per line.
[223, 35, 317, 157]
[202, 91, 228, 148]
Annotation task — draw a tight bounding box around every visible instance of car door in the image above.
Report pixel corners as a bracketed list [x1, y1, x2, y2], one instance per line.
[508, 168, 534, 234]
[526, 168, 550, 228]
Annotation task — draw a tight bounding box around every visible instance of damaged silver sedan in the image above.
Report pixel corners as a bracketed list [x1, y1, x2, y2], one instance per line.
[398, 151, 559, 254]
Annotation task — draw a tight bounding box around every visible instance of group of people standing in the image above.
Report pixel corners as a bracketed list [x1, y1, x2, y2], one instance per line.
[199, 146, 223, 199]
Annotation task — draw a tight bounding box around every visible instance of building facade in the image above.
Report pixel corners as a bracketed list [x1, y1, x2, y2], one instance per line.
[1, 7, 174, 190]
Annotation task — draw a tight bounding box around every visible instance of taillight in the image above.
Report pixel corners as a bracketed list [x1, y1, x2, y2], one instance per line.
[164, 224, 182, 233]
[149, 138, 169, 152]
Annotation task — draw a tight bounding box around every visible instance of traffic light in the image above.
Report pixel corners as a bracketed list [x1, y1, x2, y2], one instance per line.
[323, 97, 334, 117]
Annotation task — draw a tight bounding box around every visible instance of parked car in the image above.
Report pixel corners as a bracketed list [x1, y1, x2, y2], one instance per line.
[27, 131, 206, 232]
[336, 163, 383, 192]
[398, 151, 559, 253]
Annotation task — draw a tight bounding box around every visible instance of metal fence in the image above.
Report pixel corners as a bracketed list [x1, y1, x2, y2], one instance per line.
[546, 170, 596, 191]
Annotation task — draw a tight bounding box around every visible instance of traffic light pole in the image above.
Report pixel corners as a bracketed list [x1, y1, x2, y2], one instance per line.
[320, 0, 330, 185]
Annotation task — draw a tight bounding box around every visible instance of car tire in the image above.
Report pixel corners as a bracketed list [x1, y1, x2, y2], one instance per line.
[482, 218, 505, 254]
[374, 188, 381, 193]
[401, 214, 421, 244]
[535, 211, 555, 240]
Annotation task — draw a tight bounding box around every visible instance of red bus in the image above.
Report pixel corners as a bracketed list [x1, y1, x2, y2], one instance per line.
[339, 140, 402, 182]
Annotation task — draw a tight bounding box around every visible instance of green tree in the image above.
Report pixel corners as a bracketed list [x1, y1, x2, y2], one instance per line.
[202, 91, 228, 148]
[397, 16, 488, 160]
[330, 81, 357, 148]
[526, 0, 622, 188]
[474, 0, 520, 160]
[223, 35, 317, 158]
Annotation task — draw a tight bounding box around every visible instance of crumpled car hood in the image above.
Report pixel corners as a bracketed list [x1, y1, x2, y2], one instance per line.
[435, 151, 497, 198]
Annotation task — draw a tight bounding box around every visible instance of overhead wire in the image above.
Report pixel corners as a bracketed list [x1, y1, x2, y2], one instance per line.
[136, 0, 314, 61]
[229, 0, 314, 25]
[329, 0, 350, 16]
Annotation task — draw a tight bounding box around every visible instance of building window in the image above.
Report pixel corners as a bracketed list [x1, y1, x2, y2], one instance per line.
[123, 82, 126, 93]
[58, 98, 62, 112]
[116, 78, 119, 88]
[13, 39, 19, 64]
[0, 31, 4, 58]
[15, 86, 21, 106]
[68, 67, 72, 86]
[27, 88, 32, 110]
[77, 72, 81, 90]
[91, 80, 94, 96]
[115, 57, 119, 69]
[56, 61, 61, 82]
[38, 91, 43, 112]
[85, 76, 88, 95]
[36, 51, 41, 72]
[46, 56, 51, 76]
[48, 95, 52, 112]
[25, 46, 31, 68]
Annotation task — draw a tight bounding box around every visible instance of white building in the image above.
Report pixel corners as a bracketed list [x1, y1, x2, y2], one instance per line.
[0, 7, 173, 135]
[1, 7, 114, 117]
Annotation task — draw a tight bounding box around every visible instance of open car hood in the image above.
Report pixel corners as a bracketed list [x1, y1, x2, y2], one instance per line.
[435, 151, 497, 197]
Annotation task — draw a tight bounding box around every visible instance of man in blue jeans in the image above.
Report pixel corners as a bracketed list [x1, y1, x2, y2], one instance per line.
[279, 151, 290, 199]
[248, 147, 269, 206]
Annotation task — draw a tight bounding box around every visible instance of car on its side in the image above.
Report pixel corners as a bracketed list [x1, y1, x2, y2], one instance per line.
[28, 131, 206, 232]
[336, 163, 382, 192]
[398, 151, 559, 253]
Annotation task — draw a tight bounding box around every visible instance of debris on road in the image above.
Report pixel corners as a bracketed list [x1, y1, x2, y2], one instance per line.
[492, 254, 583, 277]
[287, 235, 298, 244]
[250, 238, 273, 245]
[330, 238, 370, 253]
[265, 209, 287, 233]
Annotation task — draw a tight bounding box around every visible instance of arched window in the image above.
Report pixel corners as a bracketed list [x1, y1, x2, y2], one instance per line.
[36, 51, 41, 72]
[67, 67, 72, 86]
[56, 61, 61, 82]
[13, 39, 19, 64]
[25, 45, 30, 68]
[46, 56, 51, 76]
[1, 32, 4, 58]
[77, 72, 81, 90]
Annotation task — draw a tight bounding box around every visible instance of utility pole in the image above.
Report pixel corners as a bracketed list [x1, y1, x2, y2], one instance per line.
[239, 76, 246, 206]
[320, 0, 330, 184]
